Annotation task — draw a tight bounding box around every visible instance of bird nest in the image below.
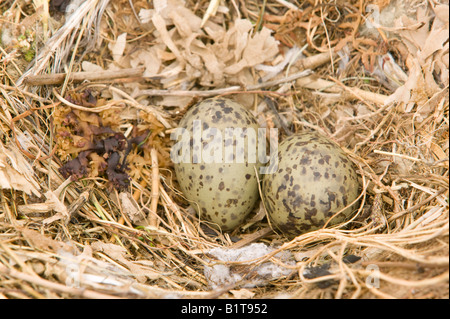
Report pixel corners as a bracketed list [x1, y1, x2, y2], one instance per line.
[0, 0, 448, 299]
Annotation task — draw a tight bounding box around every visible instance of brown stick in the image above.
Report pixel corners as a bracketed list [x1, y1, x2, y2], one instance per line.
[24, 67, 145, 85]
[229, 227, 273, 249]
[149, 148, 160, 227]
[295, 51, 336, 70]
[296, 75, 389, 105]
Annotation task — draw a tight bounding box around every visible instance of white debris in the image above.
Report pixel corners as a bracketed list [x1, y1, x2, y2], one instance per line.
[255, 45, 304, 81]
[203, 243, 295, 289]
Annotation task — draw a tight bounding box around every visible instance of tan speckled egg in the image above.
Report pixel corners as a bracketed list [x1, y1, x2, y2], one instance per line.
[262, 132, 360, 238]
[173, 98, 260, 231]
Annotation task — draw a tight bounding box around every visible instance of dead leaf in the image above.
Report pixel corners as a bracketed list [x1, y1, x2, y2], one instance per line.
[108, 33, 127, 62]
[82, 61, 104, 72]
[0, 142, 41, 197]
[385, 4, 448, 114]
[432, 4, 449, 24]
[91, 241, 161, 282]
[119, 192, 146, 223]
[430, 141, 447, 162]
[418, 18, 448, 63]
[19, 227, 70, 253]
[129, 1, 280, 92]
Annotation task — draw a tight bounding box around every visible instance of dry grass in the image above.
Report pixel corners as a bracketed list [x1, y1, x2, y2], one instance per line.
[0, 0, 448, 299]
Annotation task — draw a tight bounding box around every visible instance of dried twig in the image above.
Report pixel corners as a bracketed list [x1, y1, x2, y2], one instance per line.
[24, 67, 145, 85]
[148, 148, 160, 227]
[135, 70, 312, 97]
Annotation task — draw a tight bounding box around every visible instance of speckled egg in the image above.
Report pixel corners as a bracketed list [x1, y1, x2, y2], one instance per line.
[262, 132, 360, 237]
[172, 98, 260, 231]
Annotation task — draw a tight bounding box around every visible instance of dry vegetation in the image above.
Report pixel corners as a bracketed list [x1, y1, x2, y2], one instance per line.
[0, 0, 448, 299]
